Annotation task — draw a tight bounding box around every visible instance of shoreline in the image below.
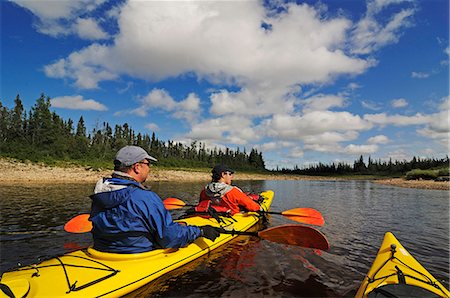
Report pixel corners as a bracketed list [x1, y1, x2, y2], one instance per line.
[0, 158, 448, 190]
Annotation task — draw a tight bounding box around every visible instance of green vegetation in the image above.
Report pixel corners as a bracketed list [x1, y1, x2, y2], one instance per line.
[405, 167, 450, 180]
[0, 94, 266, 172]
[1, 94, 448, 178]
[405, 169, 438, 180]
[276, 155, 449, 178]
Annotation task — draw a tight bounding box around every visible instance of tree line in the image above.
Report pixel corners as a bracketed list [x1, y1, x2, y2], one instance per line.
[0, 94, 266, 171]
[276, 155, 449, 176]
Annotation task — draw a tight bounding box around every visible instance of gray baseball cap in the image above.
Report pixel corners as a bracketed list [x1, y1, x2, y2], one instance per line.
[114, 145, 157, 166]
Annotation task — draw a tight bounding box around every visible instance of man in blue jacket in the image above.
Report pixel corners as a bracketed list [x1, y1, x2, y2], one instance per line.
[90, 145, 219, 253]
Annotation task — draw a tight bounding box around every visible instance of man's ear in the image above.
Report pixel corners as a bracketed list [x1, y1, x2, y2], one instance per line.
[131, 163, 140, 174]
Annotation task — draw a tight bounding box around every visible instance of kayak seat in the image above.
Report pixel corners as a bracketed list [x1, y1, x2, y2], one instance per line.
[368, 284, 442, 298]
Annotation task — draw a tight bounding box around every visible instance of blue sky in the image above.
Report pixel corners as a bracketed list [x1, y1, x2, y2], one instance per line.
[1, 0, 448, 169]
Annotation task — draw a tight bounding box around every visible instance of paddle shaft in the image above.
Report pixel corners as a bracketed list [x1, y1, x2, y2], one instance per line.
[216, 229, 258, 237]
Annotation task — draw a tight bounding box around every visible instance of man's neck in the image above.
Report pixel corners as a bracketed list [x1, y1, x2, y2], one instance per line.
[112, 171, 137, 181]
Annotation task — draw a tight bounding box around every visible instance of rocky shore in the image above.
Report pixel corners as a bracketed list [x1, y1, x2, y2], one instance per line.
[0, 158, 448, 190]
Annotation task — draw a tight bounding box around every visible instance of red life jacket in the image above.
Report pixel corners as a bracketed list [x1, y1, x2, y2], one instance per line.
[195, 200, 230, 213]
[245, 192, 263, 203]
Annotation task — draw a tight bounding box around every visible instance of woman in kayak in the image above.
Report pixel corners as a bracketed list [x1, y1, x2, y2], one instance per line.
[90, 145, 219, 253]
[199, 164, 262, 215]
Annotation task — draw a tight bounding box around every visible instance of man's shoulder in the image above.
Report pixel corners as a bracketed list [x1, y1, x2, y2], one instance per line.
[131, 187, 161, 202]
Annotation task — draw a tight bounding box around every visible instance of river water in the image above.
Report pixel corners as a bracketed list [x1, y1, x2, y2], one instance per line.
[0, 179, 448, 297]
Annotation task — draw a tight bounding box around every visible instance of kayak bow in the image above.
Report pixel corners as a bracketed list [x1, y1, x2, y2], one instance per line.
[356, 232, 450, 298]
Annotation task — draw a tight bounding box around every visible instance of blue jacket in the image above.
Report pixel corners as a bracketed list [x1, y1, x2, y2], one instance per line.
[90, 177, 202, 253]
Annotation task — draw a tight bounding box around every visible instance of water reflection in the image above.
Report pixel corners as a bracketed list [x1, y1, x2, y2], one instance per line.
[0, 179, 448, 297]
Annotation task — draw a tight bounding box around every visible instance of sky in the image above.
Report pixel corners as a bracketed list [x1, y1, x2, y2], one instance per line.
[1, 0, 449, 170]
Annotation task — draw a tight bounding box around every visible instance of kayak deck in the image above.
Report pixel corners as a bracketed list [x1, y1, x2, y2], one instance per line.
[0, 190, 274, 298]
[356, 232, 450, 298]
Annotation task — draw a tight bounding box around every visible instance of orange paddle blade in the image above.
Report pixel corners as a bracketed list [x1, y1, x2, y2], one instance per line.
[281, 208, 325, 226]
[163, 197, 187, 210]
[64, 214, 92, 233]
[258, 224, 329, 250]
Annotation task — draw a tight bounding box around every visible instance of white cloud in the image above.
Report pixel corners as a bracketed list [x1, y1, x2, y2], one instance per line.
[259, 141, 292, 152]
[16, 0, 433, 164]
[301, 94, 347, 112]
[343, 144, 378, 154]
[288, 147, 304, 158]
[382, 149, 410, 161]
[347, 82, 362, 90]
[361, 100, 383, 110]
[187, 116, 257, 145]
[12, 0, 108, 39]
[262, 111, 372, 141]
[368, 135, 389, 144]
[303, 131, 359, 145]
[51, 95, 107, 111]
[145, 123, 159, 132]
[417, 96, 450, 146]
[350, 0, 415, 54]
[44, 44, 118, 89]
[411, 71, 430, 79]
[43, 1, 371, 94]
[364, 113, 430, 126]
[209, 87, 296, 117]
[132, 89, 201, 123]
[439, 96, 450, 110]
[140, 89, 176, 111]
[173, 93, 201, 123]
[75, 18, 109, 40]
[13, 0, 99, 20]
[391, 98, 408, 108]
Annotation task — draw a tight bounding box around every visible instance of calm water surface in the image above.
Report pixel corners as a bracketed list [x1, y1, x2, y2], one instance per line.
[0, 179, 448, 297]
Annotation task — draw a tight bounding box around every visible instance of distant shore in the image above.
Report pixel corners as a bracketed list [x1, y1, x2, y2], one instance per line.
[0, 158, 448, 190]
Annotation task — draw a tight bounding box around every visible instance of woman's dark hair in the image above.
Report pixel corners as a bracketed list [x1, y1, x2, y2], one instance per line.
[211, 172, 222, 182]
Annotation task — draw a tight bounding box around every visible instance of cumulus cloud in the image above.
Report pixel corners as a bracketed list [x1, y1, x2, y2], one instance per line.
[391, 98, 408, 108]
[417, 96, 450, 146]
[262, 111, 372, 141]
[368, 135, 389, 144]
[44, 44, 118, 89]
[364, 113, 430, 126]
[187, 116, 257, 145]
[343, 144, 378, 154]
[288, 147, 304, 158]
[131, 89, 201, 123]
[51, 95, 107, 111]
[12, 0, 108, 39]
[16, 0, 432, 164]
[75, 18, 109, 40]
[43, 1, 371, 94]
[301, 94, 347, 113]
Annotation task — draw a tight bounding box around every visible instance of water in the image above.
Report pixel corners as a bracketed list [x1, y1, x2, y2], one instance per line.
[0, 180, 448, 297]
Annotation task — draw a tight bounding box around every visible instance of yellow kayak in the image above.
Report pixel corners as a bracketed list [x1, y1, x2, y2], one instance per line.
[356, 232, 450, 297]
[0, 190, 273, 297]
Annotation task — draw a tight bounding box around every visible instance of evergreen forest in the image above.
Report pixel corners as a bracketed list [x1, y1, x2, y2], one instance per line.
[277, 155, 449, 177]
[1, 94, 448, 176]
[0, 94, 266, 171]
